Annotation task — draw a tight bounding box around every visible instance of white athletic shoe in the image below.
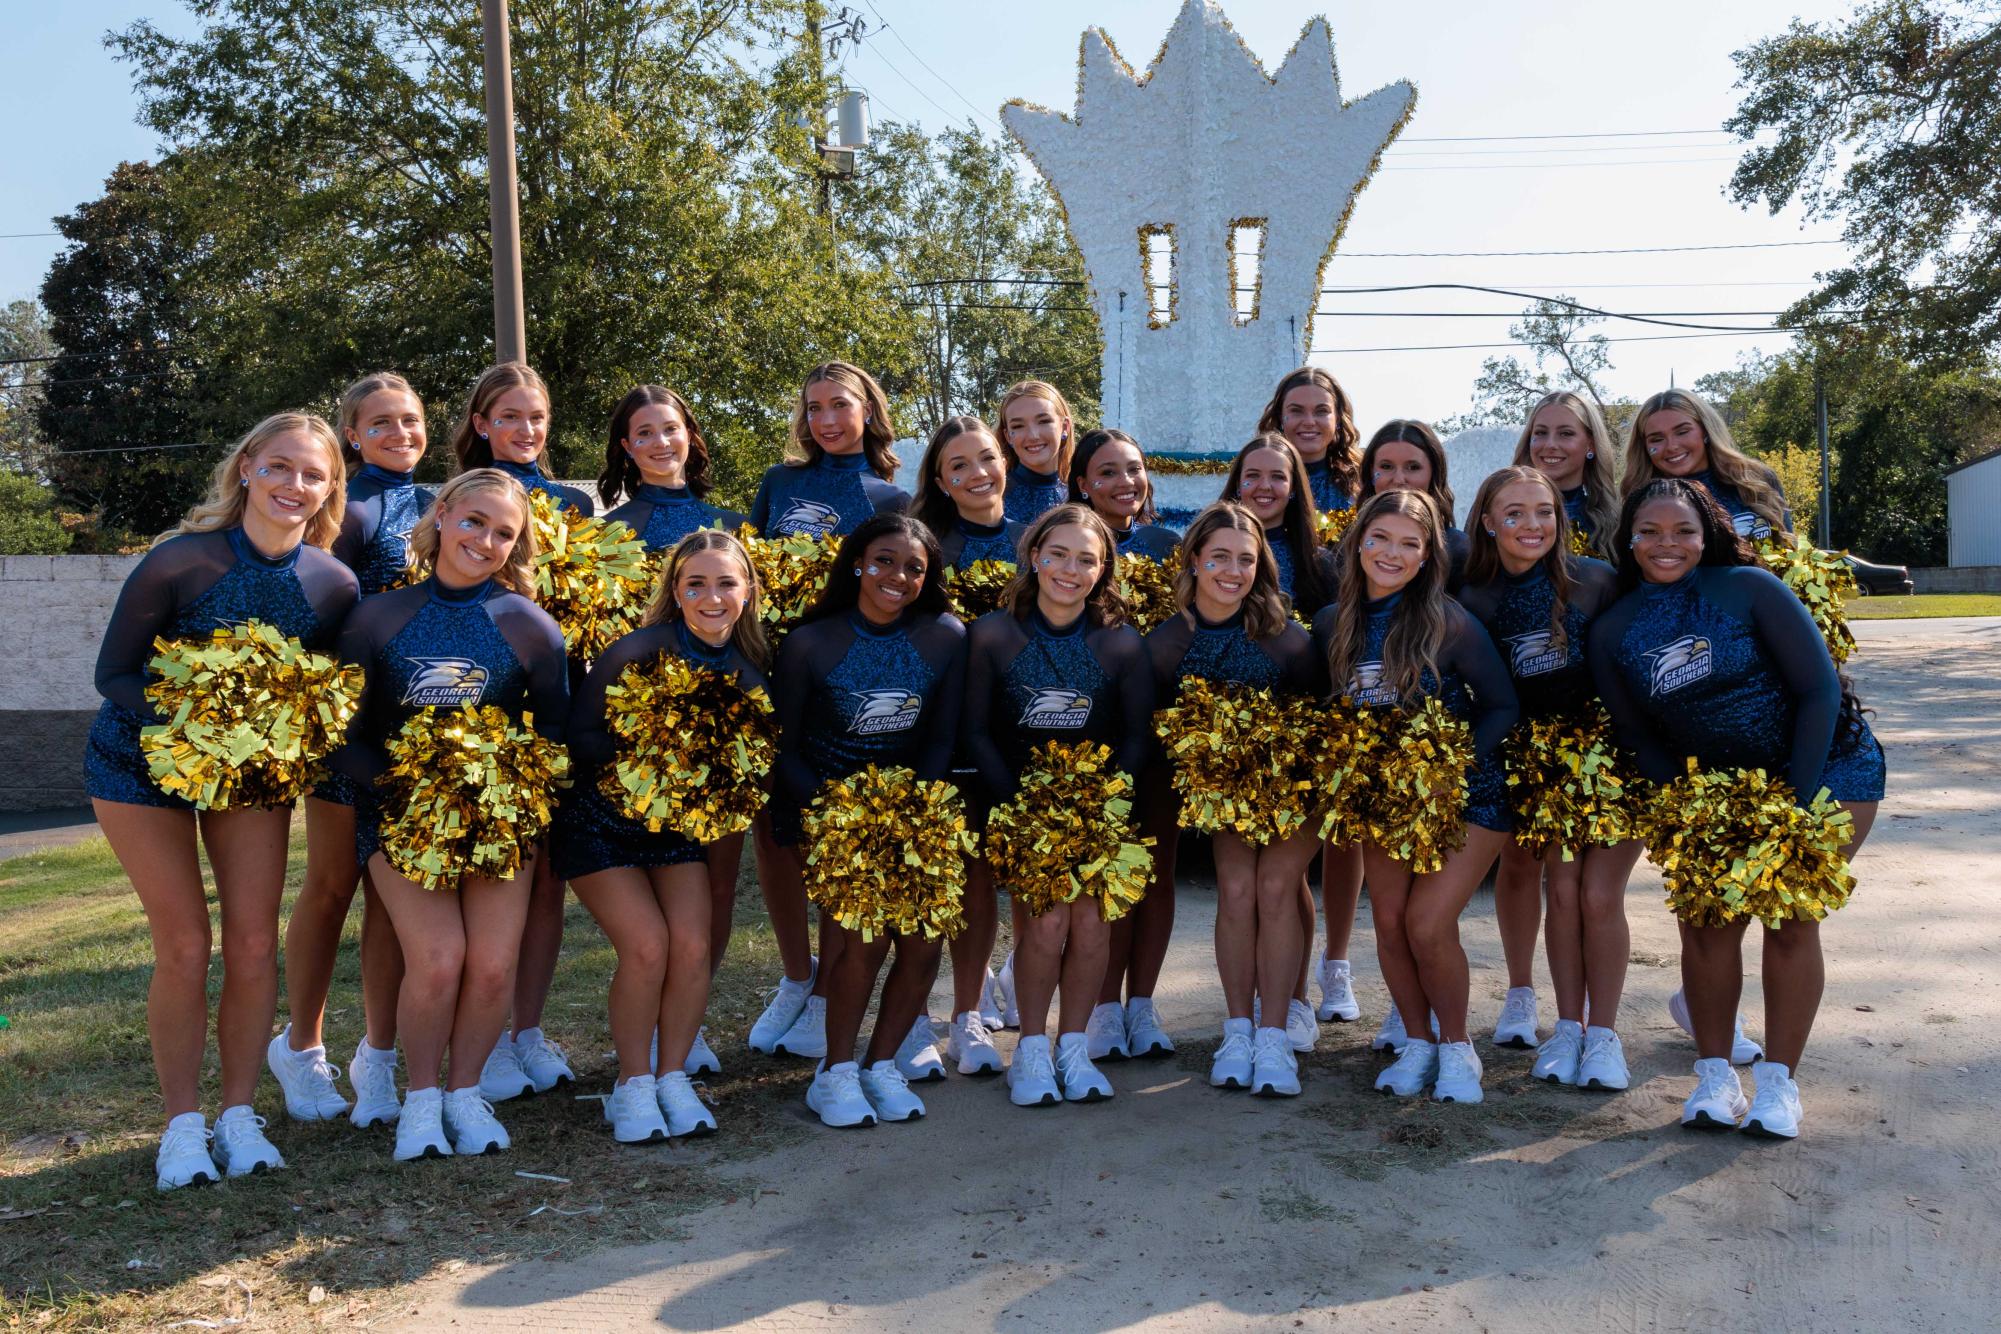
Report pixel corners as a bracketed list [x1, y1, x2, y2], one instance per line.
[1285, 998, 1319, 1054]
[1681, 1057, 1749, 1131]
[1210, 1018, 1255, 1090]
[947, 1011, 1004, 1075]
[478, 1040, 536, 1102]
[683, 1028, 722, 1077]
[1493, 987, 1541, 1050]
[513, 1028, 574, 1092]
[1577, 1026, 1631, 1091]
[1372, 1003, 1409, 1054]
[1375, 1037, 1438, 1097]
[1057, 1032, 1114, 1102]
[1667, 989, 1764, 1065]
[266, 1025, 350, 1122]
[893, 1015, 947, 1083]
[1432, 1041, 1485, 1104]
[656, 1070, 718, 1138]
[805, 1061, 876, 1128]
[1086, 1001, 1131, 1060]
[1742, 1061, 1802, 1140]
[442, 1088, 510, 1154]
[748, 960, 817, 1054]
[990, 955, 1021, 1029]
[348, 1040, 401, 1128]
[1316, 959, 1361, 1023]
[1124, 997, 1175, 1057]
[1533, 1019, 1584, 1085]
[606, 1075, 670, 1145]
[1251, 1027, 1302, 1097]
[393, 1088, 453, 1161]
[1008, 1035, 1062, 1107]
[860, 1060, 926, 1122]
[981, 963, 1010, 1030]
[211, 1105, 285, 1177]
[773, 995, 828, 1059]
[154, 1113, 218, 1192]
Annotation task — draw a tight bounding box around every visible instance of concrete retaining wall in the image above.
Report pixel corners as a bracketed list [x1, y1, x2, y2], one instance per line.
[0, 555, 140, 810]
[1910, 566, 2001, 594]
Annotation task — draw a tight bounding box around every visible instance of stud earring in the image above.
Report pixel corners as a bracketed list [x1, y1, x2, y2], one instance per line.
[240, 477, 249, 488]
[1586, 451, 1596, 460]
[1485, 529, 1496, 537]
[853, 566, 863, 576]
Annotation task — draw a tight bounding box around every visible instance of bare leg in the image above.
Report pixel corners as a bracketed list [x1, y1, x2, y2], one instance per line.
[823, 923, 892, 1067]
[1492, 838, 1544, 992]
[1760, 801, 1876, 1071]
[1014, 902, 1069, 1039]
[1680, 919, 1752, 1062]
[652, 863, 713, 1073]
[448, 868, 534, 1092]
[286, 795, 360, 1050]
[366, 855, 468, 1091]
[1404, 827, 1510, 1045]
[1212, 833, 1259, 1021]
[868, 934, 944, 1064]
[1578, 840, 1642, 1029]
[95, 801, 209, 1117]
[358, 873, 403, 1049]
[755, 814, 814, 984]
[1537, 844, 1586, 1023]
[571, 866, 670, 1082]
[1057, 904, 1111, 1036]
[199, 805, 293, 1109]
[509, 844, 564, 1033]
[949, 856, 997, 1016]
[1320, 841, 1363, 961]
[1292, 875, 1315, 1002]
[1360, 846, 1421, 1034]
[705, 832, 744, 977]
[1255, 834, 1320, 1022]
[1124, 783, 1180, 1000]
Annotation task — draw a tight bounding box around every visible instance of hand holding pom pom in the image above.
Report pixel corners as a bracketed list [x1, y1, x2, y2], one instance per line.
[802, 765, 977, 941]
[378, 704, 570, 891]
[1362, 696, 1473, 873]
[1638, 761, 1855, 928]
[1116, 550, 1181, 634]
[985, 740, 1153, 921]
[1504, 706, 1638, 859]
[529, 492, 654, 658]
[1754, 534, 1858, 665]
[945, 560, 1017, 622]
[600, 655, 775, 843]
[1154, 679, 1321, 846]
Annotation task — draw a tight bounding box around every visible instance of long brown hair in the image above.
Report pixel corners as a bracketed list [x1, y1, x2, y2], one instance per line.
[336, 371, 424, 476]
[1000, 503, 1128, 628]
[1256, 366, 1361, 501]
[1172, 502, 1290, 641]
[640, 528, 770, 672]
[1219, 432, 1330, 612]
[1621, 387, 1788, 533]
[785, 361, 898, 478]
[1359, 418, 1456, 519]
[1067, 427, 1157, 524]
[450, 362, 551, 472]
[597, 384, 713, 508]
[160, 412, 346, 551]
[908, 415, 1003, 539]
[406, 468, 538, 598]
[1323, 489, 1450, 703]
[1512, 390, 1620, 561]
[1466, 465, 1577, 656]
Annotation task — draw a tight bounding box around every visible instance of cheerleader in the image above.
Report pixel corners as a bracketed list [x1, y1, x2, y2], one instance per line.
[1621, 388, 1791, 540]
[269, 377, 425, 1134]
[1067, 427, 1179, 560]
[1255, 367, 1363, 515]
[450, 361, 594, 515]
[748, 361, 908, 539]
[1148, 503, 1320, 1096]
[1458, 467, 1638, 1088]
[770, 514, 968, 1127]
[1219, 433, 1338, 620]
[1589, 479, 1883, 1139]
[332, 469, 569, 1160]
[1358, 420, 1469, 592]
[88, 413, 357, 1189]
[1512, 390, 1622, 561]
[964, 505, 1154, 1105]
[1312, 490, 1520, 1103]
[994, 380, 1077, 523]
[557, 530, 770, 1141]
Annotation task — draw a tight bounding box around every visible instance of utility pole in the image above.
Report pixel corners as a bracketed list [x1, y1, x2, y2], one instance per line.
[1814, 368, 1832, 548]
[482, 0, 527, 363]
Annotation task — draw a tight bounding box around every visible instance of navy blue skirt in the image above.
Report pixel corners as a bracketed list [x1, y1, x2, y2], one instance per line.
[1820, 719, 1887, 805]
[83, 702, 192, 810]
[552, 783, 704, 880]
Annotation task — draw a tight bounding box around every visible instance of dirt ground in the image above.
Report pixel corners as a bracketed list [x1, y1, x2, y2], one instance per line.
[399, 616, 2001, 1332]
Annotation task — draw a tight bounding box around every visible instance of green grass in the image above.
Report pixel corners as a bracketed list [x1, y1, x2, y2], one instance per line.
[0, 831, 814, 1330]
[1846, 592, 2001, 619]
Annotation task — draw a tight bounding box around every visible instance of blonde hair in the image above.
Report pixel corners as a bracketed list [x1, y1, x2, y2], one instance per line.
[1255, 366, 1361, 501]
[1622, 388, 1788, 533]
[337, 371, 424, 472]
[785, 361, 898, 478]
[406, 468, 538, 598]
[1173, 502, 1290, 641]
[640, 529, 771, 672]
[1323, 490, 1451, 704]
[994, 379, 1078, 480]
[450, 362, 551, 472]
[158, 412, 346, 550]
[1000, 503, 1129, 628]
[1511, 390, 1620, 561]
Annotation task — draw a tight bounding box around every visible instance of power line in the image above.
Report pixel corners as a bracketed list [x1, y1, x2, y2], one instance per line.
[1333, 239, 1853, 258]
[858, 1, 1007, 133]
[1400, 129, 1722, 142]
[853, 26, 970, 130]
[1383, 141, 1735, 157]
[1379, 155, 1739, 173]
[0, 231, 58, 240]
[1308, 330, 1793, 354]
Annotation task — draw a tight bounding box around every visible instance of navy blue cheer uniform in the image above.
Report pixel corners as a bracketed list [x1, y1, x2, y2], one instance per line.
[333, 575, 570, 867]
[750, 453, 908, 539]
[87, 528, 359, 808]
[1109, 520, 1180, 561]
[1265, 525, 1339, 620]
[1561, 486, 1593, 538]
[1457, 557, 1619, 722]
[492, 458, 595, 517]
[554, 621, 766, 879]
[1003, 464, 1066, 524]
[938, 516, 1026, 571]
[769, 609, 967, 846]
[604, 483, 746, 552]
[1588, 565, 1884, 804]
[1304, 457, 1355, 516]
[1686, 467, 1790, 540]
[1147, 607, 1317, 699]
[1309, 593, 1521, 833]
[335, 464, 434, 596]
[1443, 526, 1471, 595]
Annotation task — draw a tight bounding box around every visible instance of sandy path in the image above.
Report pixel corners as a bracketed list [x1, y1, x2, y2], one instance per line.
[400, 617, 2001, 1332]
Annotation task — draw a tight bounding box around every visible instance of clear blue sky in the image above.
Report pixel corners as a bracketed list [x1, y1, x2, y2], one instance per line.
[0, 1, 1859, 422]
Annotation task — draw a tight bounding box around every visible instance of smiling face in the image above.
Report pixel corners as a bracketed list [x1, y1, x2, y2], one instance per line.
[477, 385, 551, 465]
[1640, 408, 1708, 477]
[433, 488, 525, 588]
[624, 400, 691, 487]
[1082, 438, 1149, 523]
[1191, 527, 1260, 617]
[1526, 402, 1590, 491]
[855, 533, 928, 624]
[1371, 440, 1432, 495]
[238, 430, 336, 540]
[1029, 521, 1105, 622]
[1234, 445, 1294, 525]
[1357, 511, 1427, 599]
[936, 430, 1006, 519]
[1003, 395, 1068, 474]
[1484, 478, 1559, 573]
[675, 547, 750, 645]
[805, 378, 867, 456]
[1630, 495, 1705, 583]
[1279, 384, 1338, 463]
[349, 389, 427, 473]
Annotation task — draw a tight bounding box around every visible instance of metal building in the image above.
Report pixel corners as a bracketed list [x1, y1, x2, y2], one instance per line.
[1946, 448, 2001, 567]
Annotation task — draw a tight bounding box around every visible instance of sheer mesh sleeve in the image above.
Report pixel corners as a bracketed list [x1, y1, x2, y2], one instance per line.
[962, 614, 1019, 800]
[565, 626, 674, 775]
[909, 615, 969, 782]
[331, 496, 377, 573]
[329, 586, 428, 783]
[1586, 594, 1678, 784]
[1143, 614, 1196, 697]
[1708, 566, 1839, 796]
[1443, 601, 1519, 762]
[92, 533, 235, 718]
[771, 620, 833, 808]
[297, 547, 360, 641]
[490, 594, 571, 744]
[749, 467, 779, 535]
[1264, 622, 1320, 695]
[1101, 625, 1156, 777]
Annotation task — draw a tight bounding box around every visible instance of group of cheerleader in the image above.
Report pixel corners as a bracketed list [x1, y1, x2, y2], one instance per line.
[85, 356, 1883, 1191]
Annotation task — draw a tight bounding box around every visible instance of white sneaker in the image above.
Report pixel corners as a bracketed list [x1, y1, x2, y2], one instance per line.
[1285, 998, 1319, 1054]
[982, 963, 1011, 1030]
[155, 1113, 218, 1191]
[893, 1015, 947, 1083]
[1251, 1027, 1302, 1097]
[1057, 1033, 1114, 1102]
[1375, 1037, 1438, 1097]
[805, 1061, 876, 1128]
[1316, 959, 1361, 1022]
[1086, 1001, 1131, 1060]
[748, 960, 817, 1054]
[513, 1028, 574, 1092]
[1210, 1018, 1254, 1090]
[1008, 1035, 1062, 1107]
[393, 1088, 453, 1161]
[684, 1028, 722, 1077]
[1533, 1019, 1584, 1085]
[211, 1105, 285, 1177]
[1372, 1003, 1409, 1053]
[656, 1070, 718, 1138]
[1667, 989, 1764, 1065]
[1124, 997, 1175, 1057]
[266, 1025, 350, 1122]
[773, 995, 828, 1059]
[1577, 1026, 1631, 1091]
[1433, 1041, 1484, 1104]
[478, 1039, 536, 1102]
[1494, 987, 1541, 1050]
[442, 1088, 510, 1154]
[1681, 1057, 1749, 1131]
[947, 1011, 1004, 1075]
[1743, 1061, 1802, 1140]
[860, 1060, 926, 1122]
[348, 1040, 401, 1127]
[606, 1075, 670, 1145]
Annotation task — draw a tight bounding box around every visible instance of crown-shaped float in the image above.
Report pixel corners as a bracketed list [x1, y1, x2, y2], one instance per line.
[1003, 0, 1415, 454]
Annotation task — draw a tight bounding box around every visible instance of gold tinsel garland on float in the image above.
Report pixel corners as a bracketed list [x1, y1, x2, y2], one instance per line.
[378, 704, 570, 890]
[945, 559, 1017, 622]
[734, 525, 841, 648]
[802, 765, 976, 941]
[1312, 700, 1387, 845]
[1153, 679, 1321, 845]
[1117, 549, 1182, 634]
[1504, 707, 1637, 859]
[599, 655, 776, 843]
[139, 620, 364, 809]
[1754, 534, 1857, 665]
[527, 492, 654, 658]
[1636, 761, 1855, 929]
[1360, 696, 1473, 873]
[985, 740, 1154, 921]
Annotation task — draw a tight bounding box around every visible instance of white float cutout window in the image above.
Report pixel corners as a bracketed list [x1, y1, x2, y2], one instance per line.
[1140, 224, 1176, 328]
[1229, 218, 1266, 326]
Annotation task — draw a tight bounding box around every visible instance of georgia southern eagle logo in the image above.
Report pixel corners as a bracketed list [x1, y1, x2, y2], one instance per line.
[1504, 629, 1567, 679]
[1346, 659, 1399, 707]
[1729, 510, 1770, 539]
[401, 657, 489, 707]
[775, 499, 842, 539]
[1019, 687, 1092, 729]
[847, 688, 923, 736]
[1644, 636, 1712, 696]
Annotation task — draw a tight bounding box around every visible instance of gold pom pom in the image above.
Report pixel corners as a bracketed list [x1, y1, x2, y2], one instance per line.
[139, 620, 365, 809]
[985, 740, 1154, 921]
[527, 492, 654, 658]
[1637, 761, 1856, 928]
[802, 765, 977, 941]
[1117, 549, 1182, 634]
[945, 560, 1017, 622]
[378, 704, 571, 891]
[1311, 699, 1387, 844]
[735, 525, 840, 649]
[1153, 678, 1320, 845]
[1504, 707, 1637, 859]
[1362, 696, 1472, 873]
[1316, 507, 1357, 549]
[599, 654, 777, 843]
[1567, 526, 1596, 558]
[1754, 534, 1857, 665]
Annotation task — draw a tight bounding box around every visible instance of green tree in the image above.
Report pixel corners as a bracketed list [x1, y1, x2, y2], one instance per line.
[0, 300, 55, 476]
[1441, 296, 1629, 436]
[0, 472, 70, 555]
